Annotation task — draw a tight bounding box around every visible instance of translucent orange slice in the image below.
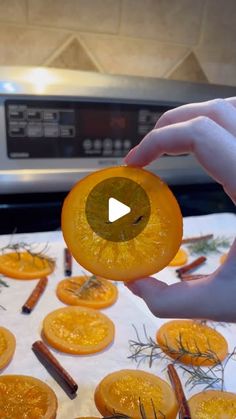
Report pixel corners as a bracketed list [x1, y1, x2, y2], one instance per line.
[0, 252, 55, 279]
[168, 247, 188, 266]
[0, 375, 57, 419]
[156, 320, 228, 366]
[188, 390, 236, 418]
[62, 166, 182, 281]
[95, 369, 178, 419]
[43, 306, 115, 354]
[0, 326, 16, 370]
[220, 253, 228, 264]
[56, 275, 118, 309]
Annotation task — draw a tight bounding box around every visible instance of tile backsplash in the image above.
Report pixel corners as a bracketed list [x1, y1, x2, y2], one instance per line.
[0, 0, 235, 86]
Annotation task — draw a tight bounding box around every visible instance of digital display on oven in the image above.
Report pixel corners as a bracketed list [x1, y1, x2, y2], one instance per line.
[5, 100, 170, 159]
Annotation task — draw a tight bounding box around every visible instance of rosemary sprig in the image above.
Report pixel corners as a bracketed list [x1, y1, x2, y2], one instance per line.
[128, 325, 236, 391]
[0, 241, 55, 266]
[187, 236, 231, 255]
[66, 274, 103, 298]
[129, 325, 219, 368]
[0, 278, 9, 288]
[180, 347, 236, 391]
[102, 398, 165, 418]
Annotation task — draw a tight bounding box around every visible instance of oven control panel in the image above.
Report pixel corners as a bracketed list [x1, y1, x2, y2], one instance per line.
[5, 100, 169, 159]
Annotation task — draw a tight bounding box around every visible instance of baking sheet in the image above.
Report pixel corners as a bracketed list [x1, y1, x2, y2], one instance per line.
[1, 212, 236, 418]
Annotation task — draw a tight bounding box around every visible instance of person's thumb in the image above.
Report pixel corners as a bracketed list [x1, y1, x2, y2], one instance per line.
[125, 277, 170, 317]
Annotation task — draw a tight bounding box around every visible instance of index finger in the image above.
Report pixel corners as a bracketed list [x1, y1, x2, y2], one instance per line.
[124, 117, 236, 204]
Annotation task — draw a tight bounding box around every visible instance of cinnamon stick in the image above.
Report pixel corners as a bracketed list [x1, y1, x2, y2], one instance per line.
[64, 248, 72, 276]
[22, 277, 48, 313]
[182, 234, 213, 244]
[32, 340, 78, 396]
[180, 274, 209, 282]
[176, 256, 207, 278]
[167, 364, 191, 419]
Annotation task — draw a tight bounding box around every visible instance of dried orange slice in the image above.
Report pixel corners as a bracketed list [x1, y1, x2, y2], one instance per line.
[220, 253, 228, 264]
[43, 306, 115, 354]
[156, 320, 228, 366]
[56, 275, 118, 309]
[0, 326, 16, 370]
[94, 369, 178, 419]
[188, 390, 236, 418]
[0, 252, 55, 280]
[168, 247, 188, 266]
[62, 166, 182, 281]
[0, 375, 57, 418]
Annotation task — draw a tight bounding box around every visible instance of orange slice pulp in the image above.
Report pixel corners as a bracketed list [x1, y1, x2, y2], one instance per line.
[0, 251, 55, 279]
[0, 375, 57, 419]
[43, 306, 115, 354]
[188, 390, 236, 418]
[168, 247, 188, 266]
[56, 275, 118, 309]
[94, 369, 178, 419]
[156, 320, 228, 366]
[0, 326, 16, 371]
[62, 166, 182, 281]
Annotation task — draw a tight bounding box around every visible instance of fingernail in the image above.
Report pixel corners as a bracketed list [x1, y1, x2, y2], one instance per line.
[124, 146, 138, 164]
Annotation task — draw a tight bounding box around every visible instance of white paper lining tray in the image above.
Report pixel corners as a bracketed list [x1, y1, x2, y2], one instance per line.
[1, 212, 236, 418]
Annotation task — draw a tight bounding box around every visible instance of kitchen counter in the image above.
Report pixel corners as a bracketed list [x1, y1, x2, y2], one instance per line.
[1, 212, 236, 418]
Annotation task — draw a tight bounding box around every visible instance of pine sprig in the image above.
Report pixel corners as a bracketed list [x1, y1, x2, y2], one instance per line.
[187, 236, 231, 255]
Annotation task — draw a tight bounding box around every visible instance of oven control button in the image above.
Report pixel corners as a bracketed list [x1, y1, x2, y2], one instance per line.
[83, 139, 92, 149]
[44, 124, 59, 138]
[27, 109, 42, 121]
[27, 123, 43, 138]
[94, 139, 102, 149]
[103, 138, 113, 149]
[60, 126, 75, 138]
[43, 110, 59, 122]
[9, 123, 25, 137]
[124, 139, 131, 149]
[114, 139, 122, 149]
[8, 109, 25, 121]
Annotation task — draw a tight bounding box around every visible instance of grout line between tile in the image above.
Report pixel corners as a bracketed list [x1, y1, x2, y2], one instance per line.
[197, 0, 208, 47]
[25, 0, 29, 24]
[117, 0, 124, 35]
[41, 34, 76, 66]
[76, 33, 105, 73]
[163, 49, 192, 78]
[0, 20, 194, 49]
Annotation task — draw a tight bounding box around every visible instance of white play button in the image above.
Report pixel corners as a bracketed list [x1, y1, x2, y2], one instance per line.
[108, 197, 131, 223]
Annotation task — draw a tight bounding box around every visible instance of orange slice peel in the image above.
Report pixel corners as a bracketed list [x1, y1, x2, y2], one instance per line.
[188, 390, 236, 418]
[56, 275, 118, 309]
[0, 326, 16, 371]
[94, 369, 178, 419]
[0, 251, 55, 280]
[0, 375, 57, 419]
[156, 320, 228, 366]
[42, 306, 115, 354]
[62, 166, 182, 281]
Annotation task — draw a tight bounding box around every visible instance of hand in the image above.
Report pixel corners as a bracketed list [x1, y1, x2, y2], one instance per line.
[124, 98, 236, 322]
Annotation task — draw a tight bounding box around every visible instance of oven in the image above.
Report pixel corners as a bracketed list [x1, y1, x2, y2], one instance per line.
[0, 67, 235, 234]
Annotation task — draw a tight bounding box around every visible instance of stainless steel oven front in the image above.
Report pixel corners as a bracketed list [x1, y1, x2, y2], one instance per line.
[0, 66, 235, 233]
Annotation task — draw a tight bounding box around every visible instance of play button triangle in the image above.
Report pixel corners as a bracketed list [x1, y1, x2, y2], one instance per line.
[108, 197, 131, 223]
